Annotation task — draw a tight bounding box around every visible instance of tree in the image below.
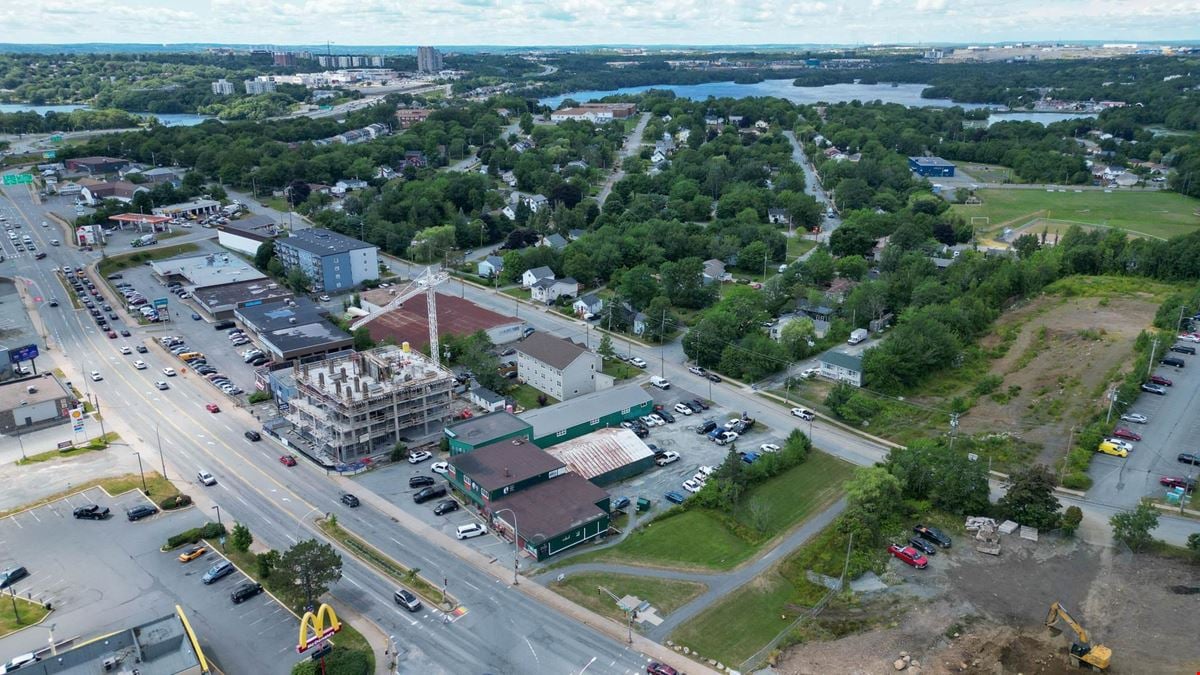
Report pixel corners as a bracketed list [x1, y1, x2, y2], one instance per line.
[597, 333, 615, 361]
[275, 539, 343, 610]
[619, 265, 660, 310]
[885, 441, 989, 516]
[1012, 233, 1042, 259]
[801, 247, 835, 286]
[642, 296, 677, 344]
[390, 442, 408, 463]
[352, 326, 375, 351]
[997, 465, 1061, 530]
[256, 549, 280, 579]
[229, 522, 253, 553]
[738, 240, 769, 274]
[779, 317, 817, 359]
[834, 255, 869, 281]
[286, 179, 310, 208]
[1109, 502, 1159, 553]
[1061, 505, 1083, 537]
[840, 466, 904, 543]
[519, 112, 534, 134]
[1188, 532, 1200, 556]
[254, 239, 276, 272]
[286, 267, 310, 292]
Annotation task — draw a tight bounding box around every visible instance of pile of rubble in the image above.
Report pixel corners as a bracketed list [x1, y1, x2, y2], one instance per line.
[892, 651, 922, 673]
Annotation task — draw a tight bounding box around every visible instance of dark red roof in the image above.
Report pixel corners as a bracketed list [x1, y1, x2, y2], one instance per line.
[366, 292, 520, 350]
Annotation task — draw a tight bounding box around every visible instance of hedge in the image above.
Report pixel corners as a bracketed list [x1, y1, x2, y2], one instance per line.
[291, 648, 371, 675]
[166, 522, 226, 550]
[159, 493, 192, 510]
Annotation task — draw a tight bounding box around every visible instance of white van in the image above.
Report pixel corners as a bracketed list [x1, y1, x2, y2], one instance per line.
[650, 376, 671, 390]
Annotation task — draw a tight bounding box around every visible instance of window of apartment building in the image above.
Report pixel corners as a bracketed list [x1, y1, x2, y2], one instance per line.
[590, 418, 600, 425]
[556, 430, 567, 438]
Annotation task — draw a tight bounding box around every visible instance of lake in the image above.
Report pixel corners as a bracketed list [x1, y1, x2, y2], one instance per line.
[539, 80, 1092, 126]
[0, 102, 211, 127]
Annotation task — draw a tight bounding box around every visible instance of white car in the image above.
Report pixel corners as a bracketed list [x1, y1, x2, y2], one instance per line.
[1119, 413, 1148, 425]
[430, 461, 449, 475]
[456, 523, 487, 540]
[673, 403, 694, 416]
[691, 471, 710, 484]
[760, 443, 781, 453]
[697, 465, 715, 478]
[723, 417, 742, 431]
[319, 295, 331, 302]
[155, 381, 169, 390]
[715, 431, 739, 446]
[655, 450, 680, 466]
[682, 479, 704, 493]
[648, 413, 666, 426]
[119, 345, 132, 355]
[197, 471, 216, 486]
[1178, 334, 1200, 343]
[640, 415, 660, 427]
[162, 367, 176, 377]
[408, 450, 433, 464]
[90, 370, 103, 381]
[1104, 438, 1135, 452]
[133, 360, 147, 370]
[790, 407, 815, 421]
[800, 367, 820, 379]
[629, 357, 647, 368]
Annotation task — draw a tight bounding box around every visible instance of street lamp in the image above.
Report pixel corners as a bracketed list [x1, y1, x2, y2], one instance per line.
[212, 505, 222, 527]
[155, 422, 167, 480]
[492, 508, 520, 586]
[132, 451, 147, 494]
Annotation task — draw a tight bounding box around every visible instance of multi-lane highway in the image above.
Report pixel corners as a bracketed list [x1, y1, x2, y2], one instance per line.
[0, 183, 656, 675]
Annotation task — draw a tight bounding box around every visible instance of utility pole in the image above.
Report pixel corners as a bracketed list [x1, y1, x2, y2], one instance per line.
[1060, 426, 1075, 485]
[156, 423, 167, 479]
[1148, 337, 1159, 378]
[133, 451, 147, 494]
[659, 309, 667, 378]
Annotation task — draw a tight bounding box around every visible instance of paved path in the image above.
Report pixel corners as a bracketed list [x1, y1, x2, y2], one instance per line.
[535, 497, 847, 641]
[597, 112, 651, 206]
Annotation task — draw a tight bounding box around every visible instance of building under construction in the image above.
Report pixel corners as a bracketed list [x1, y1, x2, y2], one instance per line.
[284, 344, 454, 464]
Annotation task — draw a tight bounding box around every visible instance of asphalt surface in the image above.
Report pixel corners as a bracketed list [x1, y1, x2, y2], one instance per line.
[0, 488, 295, 674]
[0, 182, 657, 675]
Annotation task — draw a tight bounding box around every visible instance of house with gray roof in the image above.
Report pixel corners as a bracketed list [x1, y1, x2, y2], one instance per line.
[515, 332, 610, 401]
[818, 350, 864, 387]
[540, 233, 569, 250]
[531, 276, 578, 305]
[477, 255, 505, 279]
[522, 266, 555, 288]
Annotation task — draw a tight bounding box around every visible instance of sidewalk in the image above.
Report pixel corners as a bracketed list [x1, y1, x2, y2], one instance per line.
[326, 601, 393, 675]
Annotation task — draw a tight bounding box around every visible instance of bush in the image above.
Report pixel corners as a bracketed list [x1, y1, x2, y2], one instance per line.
[1061, 472, 1093, 491]
[1061, 505, 1083, 536]
[972, 374, 1003, 396]
[248, 391, 272, 404]
[166, 521, 226, 549]
[257, 550, 280, 579]
[290, 648, 372, 675]
[159, 493, 192, 510]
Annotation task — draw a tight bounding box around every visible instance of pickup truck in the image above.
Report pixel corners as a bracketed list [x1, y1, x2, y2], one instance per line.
[72, 504, 111, 520]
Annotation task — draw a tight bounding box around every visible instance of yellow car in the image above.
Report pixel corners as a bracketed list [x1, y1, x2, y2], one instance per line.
[178, 545, 207, 563]
[1097, 441, 1128, 458]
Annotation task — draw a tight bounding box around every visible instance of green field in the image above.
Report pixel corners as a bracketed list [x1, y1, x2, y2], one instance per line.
[550, 572, 707, 625]
[557, 451, 853, 571]
[954, 188, 1200, 241]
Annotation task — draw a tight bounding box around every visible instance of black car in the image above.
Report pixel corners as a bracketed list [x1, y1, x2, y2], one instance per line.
[409, 475, 436, 489]
[611, 496, 631, 510]
[1179, 453, 1200, 466]
[1161, 357, 1186, 368]
[1171, 345, 1196, 355]
[656, 408, 676, 423]
[691, 398, 709, 411]
[913, 524, 952, 548]
[119, 329, 131, 337]
[341, 493, 360, 507]
[72, 504, 110, 520]
[244, 430, 261, 442]
[705, 373, 722, 383]
[394, 589, 422, 612]
[0, 566, 29, 589]
[696, 420, 718, 434]
[433, 499, 460, 516]
[136, 345, 148, 353]
[413, 485, 447, 504]
[230, 582, 264, 604]
[908, 537, 938, 555]
[126, 504, 159, 521]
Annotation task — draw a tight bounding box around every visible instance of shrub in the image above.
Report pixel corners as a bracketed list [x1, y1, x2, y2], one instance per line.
[248, 391, 272, 404]
[972, 374, 1003, 397]
[290, 648, 371, 675]
[166, 521, 226, 549]
[257, 550, 280, 579]
[1061, 505, 1083, 536]
[1061, 472, 1093, 491]
[160, 493, 192, 510]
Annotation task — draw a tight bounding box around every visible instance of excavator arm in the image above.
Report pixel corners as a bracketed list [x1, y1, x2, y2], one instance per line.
[1045, 602, 1111, 671]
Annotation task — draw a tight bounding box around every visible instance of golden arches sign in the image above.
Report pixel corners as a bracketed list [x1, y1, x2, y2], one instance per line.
[297, 603, 342, 653]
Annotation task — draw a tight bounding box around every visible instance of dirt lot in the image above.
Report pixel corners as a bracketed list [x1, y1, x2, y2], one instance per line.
[775, 533, 1200, 674]
[958, 295, 1157, 463]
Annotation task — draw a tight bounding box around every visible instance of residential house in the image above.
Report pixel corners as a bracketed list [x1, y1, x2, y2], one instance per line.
[525, 194, 549, 213]
[468, 387, 507, 413]
[702, 259, 729, 285]
[818, 350, 864, 387]
[567, 229, 585, 241]
[395, 108, 433, 128]
[515, 332, 610, 401]
[650, 148, 669, 165]
[500, 170, 518, 187]
[539, 233, 568, 251]
[826, 278, 857, 304]
[79, 179, 150, 206]
[572, 294, 603, 317]
[531, 277, 578, 305]
[332, 179, 369, 195]
[521, 266, 555, 289]
[403, 151, 428, 169]
[797, 300, 835, 322]
[564, 160, 589, 173]
[511, 139, 535, 154]
[477, 255, 504, 279]
[767, 208, 791, 225]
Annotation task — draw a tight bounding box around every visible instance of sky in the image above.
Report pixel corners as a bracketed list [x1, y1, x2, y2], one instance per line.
[2, 0, 1198, 46]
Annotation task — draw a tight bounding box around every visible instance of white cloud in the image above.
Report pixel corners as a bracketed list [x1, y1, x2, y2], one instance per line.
[915, 0, 948, 11]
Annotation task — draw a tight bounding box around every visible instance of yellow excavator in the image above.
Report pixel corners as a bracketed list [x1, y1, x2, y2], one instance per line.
[1045, 602, 1112, 671]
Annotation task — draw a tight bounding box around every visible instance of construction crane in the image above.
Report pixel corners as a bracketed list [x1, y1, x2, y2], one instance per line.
[350, 266, 449, 366]
[1044, 601, 1112, 671]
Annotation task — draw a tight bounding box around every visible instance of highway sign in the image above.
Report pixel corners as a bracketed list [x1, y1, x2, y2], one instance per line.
[2, 174, 33, 185]
[42, 151, 56, 159]
[153, 297, 169, 308]
[8, 344, 39, 363]
[50, 135, 62, 143]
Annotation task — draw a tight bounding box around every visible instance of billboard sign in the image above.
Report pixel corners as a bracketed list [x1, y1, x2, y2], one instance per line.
[8, 344, 39, 363]
[42, 151, 57, 159]
[70, 408, 84, 432]
[153, 297, 170, 308]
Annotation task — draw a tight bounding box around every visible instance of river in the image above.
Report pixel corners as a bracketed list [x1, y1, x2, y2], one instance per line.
[0, 103, 211, 127]
[538, 80, 1092, 126]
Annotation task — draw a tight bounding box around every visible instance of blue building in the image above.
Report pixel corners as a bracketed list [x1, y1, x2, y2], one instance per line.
[273, 228, 379, 293]
[908, 156, 956, 177]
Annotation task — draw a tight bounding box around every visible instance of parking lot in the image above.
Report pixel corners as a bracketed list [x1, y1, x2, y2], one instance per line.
[0, 488, 296, 674]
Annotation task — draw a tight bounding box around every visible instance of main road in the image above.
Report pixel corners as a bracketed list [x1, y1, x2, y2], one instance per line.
[0, 184, 656, 675]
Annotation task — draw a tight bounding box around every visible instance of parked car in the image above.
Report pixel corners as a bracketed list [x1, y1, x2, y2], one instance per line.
[1104, 438, 1135, 453]
[887, 544, 929, 569]
[409, 475, 435, 489]
[647, 663, 679, 675]
[1120, 412, 1148, 424]
[655, 409, 675, 423]
[790, 407, 815, 420]
[696, 420, 717, 435]
[230, 582, 264, 604]
[1097, 442, 1128, 458]
[433, 499, 460, 516]
[760, 443, 781, 453]
[1160, 476, 1196, 492]
[1149, 374, 1174, 386]
[413, 485, 447, 504]
[1161, 357, 1186, 368]
[1111, 427, 1142, 442]
[907, 537, 937, 556]
[1170, 344, 1196, 355]
[72, 504, 110, 520]
[741, 451, 760, 464]
[690, 398, 709, 411]
[655, 451, 680, 466]
[673, 403, 694, 416]
[202, 560, 234, 584]
[430, 461, 449, 475]
[456, 523, 487, 540]
[408, 450, 433, 464]
[664, 491, 686, 505]
[1141, 383, 1167, 395]
[341, 493, 360, 507]
[1178, 453, 1200, 466]
[611, 496, 632, 511]
[682, 479, 704, 493]
[0, 566, 29, 590]
[714, 431, 739, 446]
[178, 545, 207, 563]
[912, 524, 952, 548]
[126, 504, 158, 521]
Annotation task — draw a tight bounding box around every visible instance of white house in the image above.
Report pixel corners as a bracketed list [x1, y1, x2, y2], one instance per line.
[477, 255, 504, 279]
[531, 277, 578, 304]
[525, 194, 549, 212]
[573, 293, 603, 317]
[818, 350, 864, 387]
[515, 332, 611, 401]
[468, 387, 507, 413]
[521, 266, 555, 289]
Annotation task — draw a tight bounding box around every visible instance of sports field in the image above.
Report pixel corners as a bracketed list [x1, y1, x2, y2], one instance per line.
[953, 188, 1200, 241]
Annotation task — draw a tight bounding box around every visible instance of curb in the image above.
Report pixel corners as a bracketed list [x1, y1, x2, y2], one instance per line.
[755, 389, 904, 451]
[315, 518, 455, 610]
[201, 541, 302, 621]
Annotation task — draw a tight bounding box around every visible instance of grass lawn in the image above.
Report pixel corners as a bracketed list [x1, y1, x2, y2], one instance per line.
[954, 188, 1200, 241]
[0, 471, 177, 519]
[98, 242, 201, 277]
[16, 432, 119, 465]
[787, 237, 817, 260]
[550, 572, 707, 626]
[602, 359, 640, 380]
[671, 572, 794, 666]
[501, 287, 531, 301]
[506, 383, 557, 410]
[0, 594, 51, 638]
[260, 196, 290, 212]
[558, 451, 854, 571]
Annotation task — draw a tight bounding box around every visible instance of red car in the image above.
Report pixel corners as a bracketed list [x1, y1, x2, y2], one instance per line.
[1111, 427, 1142, 442]
[279, 455, 297, 467]
[106, 330, 117, 339]
[888, 544, 928, 569]
[646, 664, 679, 675]
[205, 403, 220, 413]
[1160, 476, 1195, 492]
[1149, 374, 1174, 387]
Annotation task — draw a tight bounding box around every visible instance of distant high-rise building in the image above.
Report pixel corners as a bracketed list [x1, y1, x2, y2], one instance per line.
[244, 78, 276, 95]
[417, 46, 443, 73]
[316, 54, 386, 69]
[211, 79, 235, 96]
[272, 52, 297, 67]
